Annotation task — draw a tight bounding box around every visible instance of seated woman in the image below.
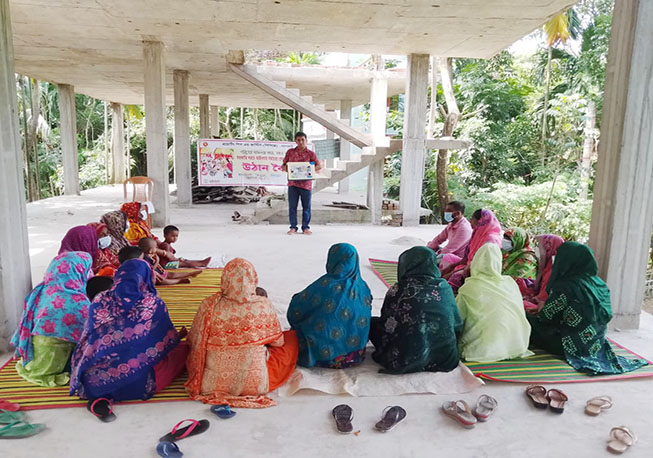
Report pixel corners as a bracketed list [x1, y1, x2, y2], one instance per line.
[441, 209, 503, 293]
[11, 252, 93, 386]
[370, 246, 462, 374]
[501, 228, 538, 279]
[519, 234, 565, 310]
[59, 225, 99, 265]
[287, 243, 372, 368]
[69, 259, 187, 402]
[185, 258, 298, 408]
[456, 243, 532, 362]
[87, 222, 120, 277]
[527, 242, 647, 375]
[100, 210, 130, 255]
[121, 202, 156, 245]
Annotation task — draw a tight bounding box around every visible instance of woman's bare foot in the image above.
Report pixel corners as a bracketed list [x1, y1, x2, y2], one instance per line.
[200, 257, 211, 267]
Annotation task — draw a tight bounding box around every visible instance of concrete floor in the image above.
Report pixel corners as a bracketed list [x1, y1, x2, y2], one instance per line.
[1, 185, 652, 458]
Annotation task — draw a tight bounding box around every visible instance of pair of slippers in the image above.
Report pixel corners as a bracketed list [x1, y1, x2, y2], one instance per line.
[332, 404, 406, 434]
[525, 386, 568, 413]
[0, 409, 46, 439]
[442, 395, 498, 429]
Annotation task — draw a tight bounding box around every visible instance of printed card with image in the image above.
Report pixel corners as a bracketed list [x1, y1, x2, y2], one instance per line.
[287, 162, 316, 180]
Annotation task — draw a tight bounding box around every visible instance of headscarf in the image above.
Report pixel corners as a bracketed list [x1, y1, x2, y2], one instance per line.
[69, 259, 179, 401]
[465, 209, 503, 262]
[185, 258, 284, 407]
[371, 246, 462, 374]
[287, 243, 372, 368]
[59, 226, 98, 264]
[121, 202, 141, 222]
[456, 244, 532, 362]
[121, 202, 155, 243]
[502, 228, 538, 279]
[100, 210, 129, 254]
[87, 222, 119, 274]
[546, 242, 612, 324]
[532, 234, 565, 301]
[11, 252, 92, 363]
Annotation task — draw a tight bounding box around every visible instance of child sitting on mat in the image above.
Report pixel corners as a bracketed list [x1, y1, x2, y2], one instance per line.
[156, 225, 211, 269]
[118, 245, 144, 264]
[138, 237, 200, 285]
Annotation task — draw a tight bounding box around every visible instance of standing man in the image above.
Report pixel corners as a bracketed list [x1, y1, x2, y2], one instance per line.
[281, 132, 321, 235]
[427, 201, 472, 269]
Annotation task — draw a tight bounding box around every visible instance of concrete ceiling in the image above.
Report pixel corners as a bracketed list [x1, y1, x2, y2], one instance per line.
[9, 0, 575, 108]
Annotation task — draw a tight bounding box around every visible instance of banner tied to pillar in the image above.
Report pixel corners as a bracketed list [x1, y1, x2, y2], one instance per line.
[198, 139, 299, 187]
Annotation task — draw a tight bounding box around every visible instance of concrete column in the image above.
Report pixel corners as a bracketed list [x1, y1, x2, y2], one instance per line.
[588, 0, 653, 330]
[338, 99, 352, 194]
[174, 70, 192, 208]
[143, 40, 169, 227]
[367, 74, 388, 224]
[325, 111, 335, 168]
[0, 0, 32, 350]
[400, 54, 430, 226]
[199, 94, 209, 139]
[210, 105, 219, 138]
[110, 102, 126, 184]
[58, 84, 80, 195]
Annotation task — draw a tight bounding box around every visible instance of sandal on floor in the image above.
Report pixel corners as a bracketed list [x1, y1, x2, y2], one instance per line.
[442, 401, 477, 429]
[586, 396, 613, 416]
[0, 409, 26, 425]
[607, 426, 637, 454]
[0, 419, 46, 439]
[0, 400, 20, 412]
[547, 389, 568, 414]
[525, 385, 548, 409]
[159, 419, 210, 443]
[331, 404, 354, 434]
[375, 406, 406, 433]
[157, 441, 183, 458]
[210, 404, 236, 419]
[87, 398, 116, 423]
[473, 395, 498, 422]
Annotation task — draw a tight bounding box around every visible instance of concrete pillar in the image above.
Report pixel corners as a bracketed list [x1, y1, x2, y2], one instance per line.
[588, 0, 653, 330]
[0, 0, 32, 350]
[58, 84, 80, 195]
[325, 111, 335, 168]
[199, 94, 209, 139]
[210, 105, 219, 138]
[400, 54, 429, 226]
[174, 70, 192, 208]
[338, 99, 352, 194]
[110, 102, 126, 184]
[143, 40, 169, 227]
[367, 74, 388, 224]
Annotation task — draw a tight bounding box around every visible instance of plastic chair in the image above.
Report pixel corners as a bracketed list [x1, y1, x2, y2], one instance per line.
[124, 176, 154, 228]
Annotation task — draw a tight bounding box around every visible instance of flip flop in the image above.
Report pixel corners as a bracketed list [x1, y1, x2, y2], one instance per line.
[607, 426, 637, 454]
[0, 400, 20, 412]
[87, 398, 116, 423]
[375, 406, 406, 433]
[585, 396, 612, 416]
[473, 395, 498, 422]
[0, 420, 46, 439]
[159, 419, 210, 443]
[546, 389, 568, 414]
[442, 400, 477, 429]
[0, 409, 26, 425]
[331, 404, 354, 434]
[525, 385, 548, 409]
[157, 441, 183, 458]
[210, 404, 236, 419]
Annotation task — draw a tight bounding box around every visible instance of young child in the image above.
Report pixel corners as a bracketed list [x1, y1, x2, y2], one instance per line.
[156, 225, 211, 269]
[138, 238, 200, 285]
[86, 276, 114, 302]
[118, 246, 144, 264]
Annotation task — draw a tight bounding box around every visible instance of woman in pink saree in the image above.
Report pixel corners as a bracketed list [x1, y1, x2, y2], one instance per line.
[441, 209, 503, 293]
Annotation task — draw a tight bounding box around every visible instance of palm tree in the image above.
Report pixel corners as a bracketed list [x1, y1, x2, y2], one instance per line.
[283, 52, 321, 65]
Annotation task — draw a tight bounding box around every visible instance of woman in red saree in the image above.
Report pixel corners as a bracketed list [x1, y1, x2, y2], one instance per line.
[121, 202, 156, 245]
[87, 222, 120, 277]
[520, 234, 565, 311]
[185, 258, 298, 408]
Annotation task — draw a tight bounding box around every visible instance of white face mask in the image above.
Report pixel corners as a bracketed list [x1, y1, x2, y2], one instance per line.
[140, 210, 148, 220]
[98, 235, 111, 249]
[443, 212, 454, 223]
[534, 246, 541, 260]
[501, 239, 513, 251]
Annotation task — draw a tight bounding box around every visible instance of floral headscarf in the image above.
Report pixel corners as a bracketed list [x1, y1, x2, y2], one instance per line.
[59, 226, 98, 264]
[100, 211, 129, 254]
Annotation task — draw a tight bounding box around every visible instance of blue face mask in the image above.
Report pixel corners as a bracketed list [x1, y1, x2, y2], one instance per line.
[444, 212, 454, 223]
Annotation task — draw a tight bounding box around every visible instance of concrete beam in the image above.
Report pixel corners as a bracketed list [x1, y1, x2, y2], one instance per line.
[58, 83, 80, 195]
[425, 138, 471, 150]
[367, 74, 389, 225]
[338, 99, 353, 194]
[143, 40, 169, 227]
[110, 102, 126, 184]
[199, 93, 209, 139]
[174, 70, 192, 208]
[0, 0, 32, 350]
[588, 0, 653, 330]
[210, 105, 219, 138]
[400, 53, 430, 226]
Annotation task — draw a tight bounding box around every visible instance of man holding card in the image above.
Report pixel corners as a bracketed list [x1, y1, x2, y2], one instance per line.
[281, 131, 322, 235]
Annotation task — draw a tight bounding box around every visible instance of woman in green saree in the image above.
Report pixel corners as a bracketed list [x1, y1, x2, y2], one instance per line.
[369, 246, 463, 374]
[528, 242, 647, 374]
[501, 228, 538, 279]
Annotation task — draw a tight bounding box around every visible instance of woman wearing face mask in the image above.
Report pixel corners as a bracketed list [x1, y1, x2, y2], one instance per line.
[501, 228, 538, 280]
[520, 234, 565, 312]
[87, 222, 120, 277]
[427, 201, 473, 270]
[121, 202, 157, 246]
